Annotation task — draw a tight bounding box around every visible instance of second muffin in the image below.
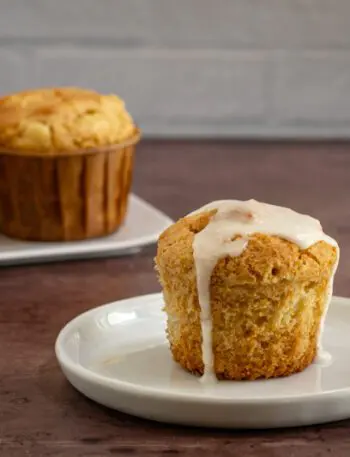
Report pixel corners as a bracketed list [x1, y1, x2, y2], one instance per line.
[0, 87, 140, 241]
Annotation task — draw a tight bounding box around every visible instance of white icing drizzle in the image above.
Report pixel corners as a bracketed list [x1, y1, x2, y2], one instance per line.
[314, 249, 339, 365]
[191, 199, 339, 382]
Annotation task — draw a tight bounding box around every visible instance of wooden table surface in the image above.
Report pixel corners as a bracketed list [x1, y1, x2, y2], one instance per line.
[1, 140, 350, 456]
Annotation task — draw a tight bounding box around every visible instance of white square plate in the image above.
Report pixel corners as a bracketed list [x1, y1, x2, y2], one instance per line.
[0, 194, 173, 266]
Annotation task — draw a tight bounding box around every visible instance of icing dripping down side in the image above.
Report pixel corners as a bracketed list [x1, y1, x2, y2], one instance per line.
[193, 235, 247, 384]
[314, 248, 340, 364]
[191, 199, 339, 383]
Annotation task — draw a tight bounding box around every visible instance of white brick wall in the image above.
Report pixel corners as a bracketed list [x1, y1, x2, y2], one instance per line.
[35, 49, 267, 129]
[1, 0, 350, 137]
[0, 49, 25, 94]
[274, 52, 350, 124]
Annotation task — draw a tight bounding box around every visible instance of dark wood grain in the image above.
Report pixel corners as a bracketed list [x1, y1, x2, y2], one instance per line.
[1, 140, 350, 456]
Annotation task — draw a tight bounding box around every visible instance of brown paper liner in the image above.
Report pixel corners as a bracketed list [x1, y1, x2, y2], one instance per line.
[0, 132, 139, 241]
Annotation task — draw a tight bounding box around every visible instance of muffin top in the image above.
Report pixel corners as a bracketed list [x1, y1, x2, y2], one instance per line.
[0, 87, 136, 154]
[157, 200, 339, 285]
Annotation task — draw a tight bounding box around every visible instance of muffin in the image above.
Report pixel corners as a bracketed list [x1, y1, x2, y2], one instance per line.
[156, 199, 339, 381]
[0, 87, 140, 241]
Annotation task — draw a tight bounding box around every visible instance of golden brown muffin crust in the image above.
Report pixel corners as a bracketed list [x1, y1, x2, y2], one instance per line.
[0, 87, 136, 153]
[156, 208, 338, 380]
[156, 209, 337, 286]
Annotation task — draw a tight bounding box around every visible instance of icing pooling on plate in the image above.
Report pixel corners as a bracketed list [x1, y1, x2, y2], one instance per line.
[191, 199, 339, 383]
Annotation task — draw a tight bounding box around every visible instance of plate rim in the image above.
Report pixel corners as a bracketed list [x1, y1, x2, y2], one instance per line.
[55, 293, 350, 406]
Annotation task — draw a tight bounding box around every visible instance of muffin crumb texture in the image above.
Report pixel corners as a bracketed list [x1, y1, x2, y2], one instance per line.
[0, 87, 135, 153]
[156, 209, 338, 380]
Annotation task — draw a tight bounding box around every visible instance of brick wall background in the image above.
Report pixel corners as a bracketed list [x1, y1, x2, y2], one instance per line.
[1, 0, 350, 138]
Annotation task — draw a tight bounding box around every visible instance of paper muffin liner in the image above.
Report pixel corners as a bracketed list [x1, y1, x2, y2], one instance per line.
[0, 131, 140, 241]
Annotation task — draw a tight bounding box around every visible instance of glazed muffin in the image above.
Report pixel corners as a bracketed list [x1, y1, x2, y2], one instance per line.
[0, 87, 139, 241]
[156, 199, 339, 381]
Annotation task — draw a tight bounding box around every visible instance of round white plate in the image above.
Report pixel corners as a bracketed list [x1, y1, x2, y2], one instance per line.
[56, 293, 350, 429]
